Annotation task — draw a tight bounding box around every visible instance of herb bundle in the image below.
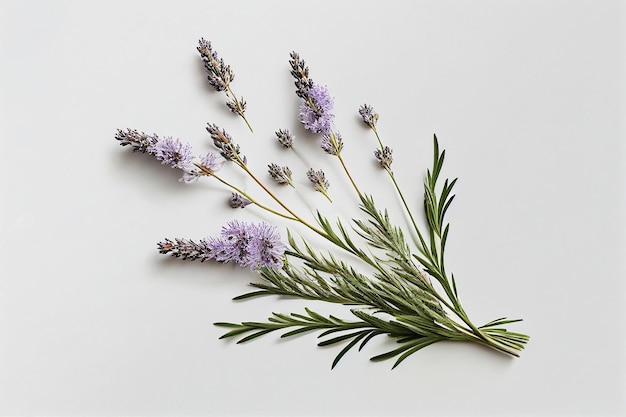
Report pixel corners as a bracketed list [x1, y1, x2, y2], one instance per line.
[115, 39, 529, 369]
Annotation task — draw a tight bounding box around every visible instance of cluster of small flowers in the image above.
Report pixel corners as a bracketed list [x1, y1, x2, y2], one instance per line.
[289, 52, 334, 135]
[197, 38, 234, 92]
[157, 220, 286, 270]
[115, 129, 225, 182]
[206, 123, 243, 162]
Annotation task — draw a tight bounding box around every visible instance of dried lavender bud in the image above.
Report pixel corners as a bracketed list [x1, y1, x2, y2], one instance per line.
[229, 192, 252, 208]
[289, 51, 313, 99]
[374, 146, 393, 170]
[115, 129, 158, 153]
[307, 168, 330, 195]
[148, 137, 194, 170]
[321, 131, 343, 155]
[275, 129, 294, 148]
[359, 104, 379, 129]
[206, 123, 242, 162]
[226, 96, 247, 114]
[268, 163, 293, 186]
[157, 238, 213, 262]
[197, 38, 234, 92]
[299, 83, 334, 135]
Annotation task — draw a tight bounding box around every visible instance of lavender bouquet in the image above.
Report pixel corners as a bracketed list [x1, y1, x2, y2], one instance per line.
[115, 39, 529, 369]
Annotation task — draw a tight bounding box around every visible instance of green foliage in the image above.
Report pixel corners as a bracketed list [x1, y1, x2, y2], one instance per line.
[217, 136, 529, 368]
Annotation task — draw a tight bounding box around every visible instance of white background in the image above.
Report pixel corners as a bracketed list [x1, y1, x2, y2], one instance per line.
[1, 1, 625, 416]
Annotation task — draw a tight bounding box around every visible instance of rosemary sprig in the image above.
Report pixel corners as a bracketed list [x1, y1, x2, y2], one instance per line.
[217, 137, 529, 366]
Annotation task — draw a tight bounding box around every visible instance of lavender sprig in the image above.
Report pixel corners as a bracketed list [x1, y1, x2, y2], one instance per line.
[206, 123, 243, 162]
[115, 129, 158, 153]
[307, 168, 331, 202]
[206, 220, 286, 269]
[359, 104, 379, 129]
[374, 146, 393, 170]
[268, 163, 293, 187]
[321, 132, 343, 156]
[275, 129, 294, 148]
[157, 238, 213, 262]
[159, 221, 286, 270]
[148, 137, 194, 170]
[289, 51, 313, 99]
[298, 83, 334, 135]
[197, 38, 252, 132]
[230, 192, 252, 208]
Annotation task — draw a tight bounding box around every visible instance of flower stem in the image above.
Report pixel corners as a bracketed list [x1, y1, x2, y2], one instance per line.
[195, 164, 295, 222]
[226, 85, 253, 132]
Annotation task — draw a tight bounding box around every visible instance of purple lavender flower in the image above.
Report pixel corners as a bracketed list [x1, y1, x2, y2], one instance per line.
[359, 104, 379, 129]
[299, 83, 334, 135]
[268, 163, 293, 186]
[374, 146, 393, 170]
[321, 131, 343, 155]
[207, 220, 286, 269]
[206, 123, 242, 162]
[197, 38, 234, 92]
[275, 129, 294, 148]
[289, 52, 313, 99]
[200, 152, 225, 172]
[307, 168, 331, 202]
[115, 129, 159, 153]
[246, 222, 287, 269]
[157, 238, 213, 262]
[148, 137, 194, 170]
[229, 193, 252, 208]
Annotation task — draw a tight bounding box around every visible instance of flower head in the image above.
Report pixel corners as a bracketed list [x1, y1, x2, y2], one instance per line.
[299, 83, 334, 135]
[246, 222, 287, 269]
[359, 104, 379, 129]
[275, 129, 294, 148]
[268, 163, 293, 186]
[307, 168, 331, 201]
[321, 131, 343, 155]
[206, 123, 242, 162]
[229, 193, 252, 208]
[289, 52, 313, 99]
[200, 152, 225, 173]
[148, 137, 194, 170]
[207, 220, 285, 269]
[197, 38, 234, 92]
[115, 129, 159, 153]
[374, 146, 393, 170]
[157, 238, 213, 262]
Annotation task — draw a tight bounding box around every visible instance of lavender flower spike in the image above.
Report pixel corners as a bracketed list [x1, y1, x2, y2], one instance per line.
[230, 193, 252, 208]
[148, 137, 194, 170]
[299, 83, 334, 135]
[197, 38, 234, 92]
[206, 123, 242, 162]
[157, 238, 213, 262]
[208, 220, 286, 269]
[115, 129, 159, 153]
[359, 104, 379, 129]
[321, 131, 343, 156]
[199, 152, 225, 173]
[268, 163, 293, 186]
[197, 38, 252, 132]
[275, 129, 294, 148]
[374, 146, 393, 170]
[307, 168, 332, 202]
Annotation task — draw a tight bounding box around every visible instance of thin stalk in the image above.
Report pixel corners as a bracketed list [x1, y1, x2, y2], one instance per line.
[226, 85, 253, 132]
[195, 164, 296, 222]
